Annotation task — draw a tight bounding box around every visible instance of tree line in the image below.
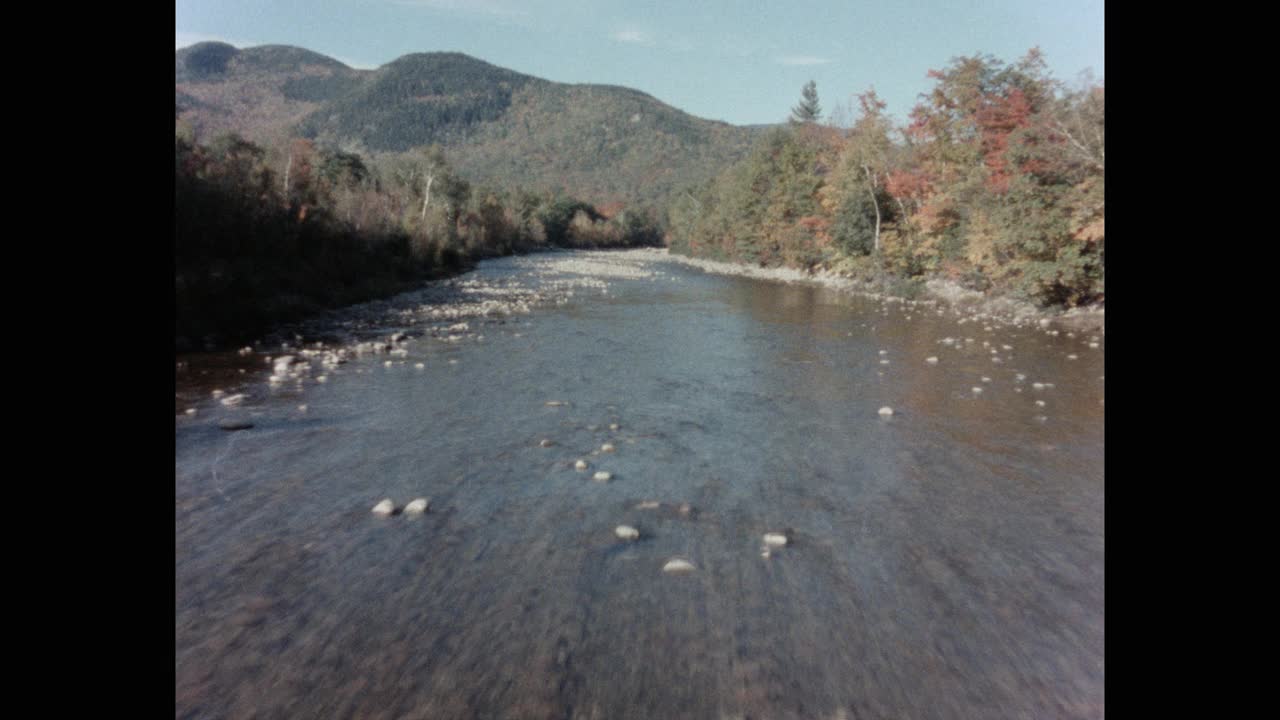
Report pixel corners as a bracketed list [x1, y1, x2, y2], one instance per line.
[668, 49, 1103, 307]
[175, 125, 662, 349]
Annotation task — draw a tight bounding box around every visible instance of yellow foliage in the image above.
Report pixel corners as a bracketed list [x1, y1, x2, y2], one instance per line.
[915, 195, 957, 236]
[1074, 215, 1104, 243]
[964, 210, 999, 270]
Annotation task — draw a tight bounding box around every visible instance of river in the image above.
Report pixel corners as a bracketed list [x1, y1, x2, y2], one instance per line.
[175, 249, 1104, 720]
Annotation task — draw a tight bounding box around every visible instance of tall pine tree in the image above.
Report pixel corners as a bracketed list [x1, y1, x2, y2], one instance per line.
[790, 80, 822, 124]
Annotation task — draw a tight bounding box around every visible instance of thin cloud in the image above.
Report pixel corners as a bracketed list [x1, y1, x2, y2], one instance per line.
[610, 29, 653, 45]
[776, 55, 832, 66]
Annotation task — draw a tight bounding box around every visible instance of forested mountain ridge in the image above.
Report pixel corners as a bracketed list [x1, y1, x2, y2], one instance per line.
[175, 43, 758, 207]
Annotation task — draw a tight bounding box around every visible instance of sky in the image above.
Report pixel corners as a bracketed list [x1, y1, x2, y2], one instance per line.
[175, 0, 1104, 127]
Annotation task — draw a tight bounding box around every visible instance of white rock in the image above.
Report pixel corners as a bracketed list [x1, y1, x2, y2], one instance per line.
[404, 498, 430, 514]
[615, 525, 640, 541]
[663, 558, 696, 573]
[415, 363, 425, 369]
[636, 501, 661, 510]
[609, 423, 620, 431]
[539, 438, 556, 448]
[981, 377, 991, 383]
[298, 405, 308, 412]
[1033, 382, 1046, 390]
[593, 471, 612, 482]
[972, 387, 983, 394]
[879, 350, 888, 356]
[601, 443, 616, 453]
[371, 499, 395, 516]
[926, 356, 938, 364]
[574, 459, 588, 471]
[220, 394, 246, 406]
[878, 406, 894, 416]
[1067, 354, 1078, 360]
[184, 408, 196, 416]
[763, 532, 788, 547]
[1035, 400, 1046, 407]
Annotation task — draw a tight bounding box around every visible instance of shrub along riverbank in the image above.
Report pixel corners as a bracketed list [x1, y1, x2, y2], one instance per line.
[175, 132, 662, 350]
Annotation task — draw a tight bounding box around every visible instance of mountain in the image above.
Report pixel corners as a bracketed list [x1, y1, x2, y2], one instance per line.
[175, 43, 760, 207]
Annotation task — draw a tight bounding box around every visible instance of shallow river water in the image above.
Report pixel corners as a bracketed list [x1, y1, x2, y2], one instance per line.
[175, 249, 1104, 720]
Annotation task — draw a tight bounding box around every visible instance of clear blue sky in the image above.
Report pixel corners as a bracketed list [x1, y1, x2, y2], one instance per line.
[176, 0, 1104, 127]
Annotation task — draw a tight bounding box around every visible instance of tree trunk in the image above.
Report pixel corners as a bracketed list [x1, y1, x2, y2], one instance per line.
[282, 151, 292, 201]
[420, 174, 435, 222]
[863, 164, 881, 253]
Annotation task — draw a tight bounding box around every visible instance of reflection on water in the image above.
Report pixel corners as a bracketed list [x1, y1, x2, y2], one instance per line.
[176, 250, 1103, 719]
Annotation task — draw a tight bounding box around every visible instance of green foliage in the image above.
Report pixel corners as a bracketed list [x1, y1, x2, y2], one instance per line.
[281, 72, 364, 102]
[181, 42, 238, 80]
[319, 150, 369, 187]
[536, 197, 600, 245]
[831, 187, 882, 256]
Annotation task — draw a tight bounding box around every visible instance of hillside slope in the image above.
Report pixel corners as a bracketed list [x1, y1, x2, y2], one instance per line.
[175, 44, 758, 207]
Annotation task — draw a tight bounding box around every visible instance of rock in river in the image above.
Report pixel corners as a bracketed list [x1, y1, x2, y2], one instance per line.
[592, 471, 612, 482]
[615, 525, 640, 541]
[878, 406, 894, 417]
[574, 459, 589, 471]
[663, 558, 696, 573]
[218, 419, 253, 431]
[404, 498, 430, 515]
[371, 499, 395, 516]
[763, 532, 789, 547]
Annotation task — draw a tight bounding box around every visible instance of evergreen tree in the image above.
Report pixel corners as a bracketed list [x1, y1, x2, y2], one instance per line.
[790, 81, 822, 124]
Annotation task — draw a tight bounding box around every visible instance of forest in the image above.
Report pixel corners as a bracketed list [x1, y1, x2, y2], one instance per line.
[175, 127, 662, 349]
[667, 50, 1104, 308]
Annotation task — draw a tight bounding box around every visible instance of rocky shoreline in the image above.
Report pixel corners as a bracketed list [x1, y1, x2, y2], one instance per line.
[644, 248, 1105, 333]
